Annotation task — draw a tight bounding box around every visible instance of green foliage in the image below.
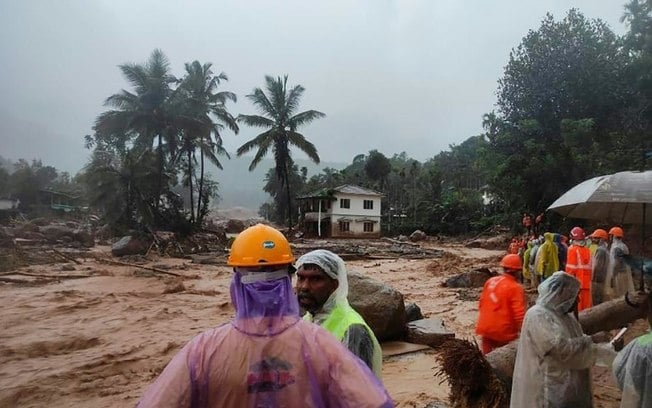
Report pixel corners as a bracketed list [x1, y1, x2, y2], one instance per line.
[483, 7, 650, 227]
[84, 50, 238, 232]
[237, 75, 324, 229]
[259, 162, 307, 225]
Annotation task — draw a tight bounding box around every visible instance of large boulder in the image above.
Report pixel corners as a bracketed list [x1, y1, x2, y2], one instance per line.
[111, 236, 150, 257]
[348, 270, 406, 341]
[409, 230, 427, 242]
[442, 267, 496, 288]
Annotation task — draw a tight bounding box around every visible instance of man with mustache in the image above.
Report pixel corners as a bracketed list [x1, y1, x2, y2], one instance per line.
[295, 249, 382, 377]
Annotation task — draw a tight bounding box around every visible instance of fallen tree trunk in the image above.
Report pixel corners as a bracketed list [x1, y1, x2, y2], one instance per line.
[487, 293, 649, 384]
[435, 293, 649, 407]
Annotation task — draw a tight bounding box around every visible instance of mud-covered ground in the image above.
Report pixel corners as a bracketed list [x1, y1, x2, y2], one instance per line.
[0, 241, 640, 407]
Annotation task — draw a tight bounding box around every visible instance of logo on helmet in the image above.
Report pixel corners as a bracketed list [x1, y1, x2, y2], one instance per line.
[262, 240, 276, 249]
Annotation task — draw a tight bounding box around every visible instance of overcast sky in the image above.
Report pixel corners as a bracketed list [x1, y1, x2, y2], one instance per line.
[0, 0, 629, 174]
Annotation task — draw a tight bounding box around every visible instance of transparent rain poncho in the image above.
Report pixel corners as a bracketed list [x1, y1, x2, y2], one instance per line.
[613, 330, 652, 408]
[607, 237, 635, 298]
[510, 271, 615, 408]
[295, 249, 383, 377]
[137, 268, 393, 408]
[592, 241, 610, 305]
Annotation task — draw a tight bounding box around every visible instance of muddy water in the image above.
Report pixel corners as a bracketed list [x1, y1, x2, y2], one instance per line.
[0, 243, 631, 407]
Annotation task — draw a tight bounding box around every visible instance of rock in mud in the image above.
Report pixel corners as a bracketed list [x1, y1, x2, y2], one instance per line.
[405, 302, 424, 322]
[348, 270, 406, 341]
[442, 267, 496, 288]
[111, 236, 150, 257]
[409, 230, 427, 242]
[406, 318, 455, 348]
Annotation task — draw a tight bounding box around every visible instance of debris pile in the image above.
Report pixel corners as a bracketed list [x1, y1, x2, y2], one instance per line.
[434, 338, 508, 408]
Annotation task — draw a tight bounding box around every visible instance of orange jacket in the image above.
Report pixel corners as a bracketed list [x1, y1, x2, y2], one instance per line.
[565, 244, 593, 310]
[565, 244, 592, 288]
[476, 274, 526, 343]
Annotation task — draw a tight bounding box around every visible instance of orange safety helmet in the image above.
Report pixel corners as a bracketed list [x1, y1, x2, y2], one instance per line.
[609, 226, 624, 238]
[590, 228, 608, 240]
[227, 224, 294, 267]
[570, 226, 585, 240]
[500, 253, 522, 271]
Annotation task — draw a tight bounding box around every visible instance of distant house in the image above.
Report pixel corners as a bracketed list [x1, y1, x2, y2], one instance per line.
[298, 184, 383, 238]
[39, 189, 82, 212]
[0, 198, 19, 211]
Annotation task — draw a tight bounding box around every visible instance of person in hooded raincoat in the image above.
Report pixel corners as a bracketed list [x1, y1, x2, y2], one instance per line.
[555, 234, 569, 270]
[510, 271, 617, 408]
[528, 236, 543, 288]
[295, 249, 383, 377]
[590, 229, 610, 305]
[137, 224, 393, 408]
[607, 226, 635, 299]
[613, 291, 652, 408]
[535, 232, 559, 281]
[522, 241, 533, 287]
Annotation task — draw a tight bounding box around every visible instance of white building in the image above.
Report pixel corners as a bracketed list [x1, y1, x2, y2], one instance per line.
[298, 184, 383, 238]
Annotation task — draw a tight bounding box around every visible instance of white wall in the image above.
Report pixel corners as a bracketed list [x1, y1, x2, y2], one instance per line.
[329, 193, 381, 217]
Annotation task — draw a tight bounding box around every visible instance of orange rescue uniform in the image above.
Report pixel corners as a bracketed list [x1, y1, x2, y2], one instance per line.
[475, 273, 526, 354]
[565, 244, 593, 311]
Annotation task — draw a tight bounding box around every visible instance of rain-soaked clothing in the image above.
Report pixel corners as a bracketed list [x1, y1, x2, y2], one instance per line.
[592, 242, 609, 305]
[528, 238, 542, 288]
[535, 233, 559, 280]
[137, 269, 393, 408]
[475, 273, 526, 354]
[608, 238, 635, 299]
[565, 241, 593, 311]
[555, 234, 568, 270]
[613, 331, 652, 408]
[296, 250, 383, 378]
[510, 271, 616, 408]
[522, 242, 533, 282]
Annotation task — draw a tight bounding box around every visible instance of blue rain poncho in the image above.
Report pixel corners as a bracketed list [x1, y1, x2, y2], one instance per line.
[136, 268, 393, 408]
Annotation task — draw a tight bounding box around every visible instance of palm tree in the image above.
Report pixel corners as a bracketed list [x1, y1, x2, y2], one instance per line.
[237, 75, 325, 229]
[93, 49, 177, 210]
[175, 61, 238, 224]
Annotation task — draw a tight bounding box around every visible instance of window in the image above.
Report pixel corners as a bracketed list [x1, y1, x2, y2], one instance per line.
[363, 200, 373, 210]
[339, 221, 350, 232]
[363, 222, 374, 232]
[340, 198, 350, 209]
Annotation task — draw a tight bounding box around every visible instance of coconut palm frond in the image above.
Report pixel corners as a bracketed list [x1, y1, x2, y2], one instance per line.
[289, 110, 326, 130]
[288, 131, 320, 164]
[237, 114, 275, 129]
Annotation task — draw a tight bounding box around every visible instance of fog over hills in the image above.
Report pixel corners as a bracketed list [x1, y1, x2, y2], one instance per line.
[209, 154, 346, 212]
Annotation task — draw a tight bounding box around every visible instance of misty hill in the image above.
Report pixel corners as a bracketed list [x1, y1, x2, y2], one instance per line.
[208, 155, 346, 212]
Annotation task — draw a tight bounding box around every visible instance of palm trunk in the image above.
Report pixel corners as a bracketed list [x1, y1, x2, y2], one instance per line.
[285, 163, 293, 230]
[187, 149, 195, 223]
[197, 144, 205, 226]
[156, 133, 164, 212]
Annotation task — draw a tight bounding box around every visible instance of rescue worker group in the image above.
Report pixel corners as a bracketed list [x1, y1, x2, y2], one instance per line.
[135, 223, 650, 407]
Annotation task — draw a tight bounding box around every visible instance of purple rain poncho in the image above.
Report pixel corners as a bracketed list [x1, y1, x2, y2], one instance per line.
[137, 269, 393, 408]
